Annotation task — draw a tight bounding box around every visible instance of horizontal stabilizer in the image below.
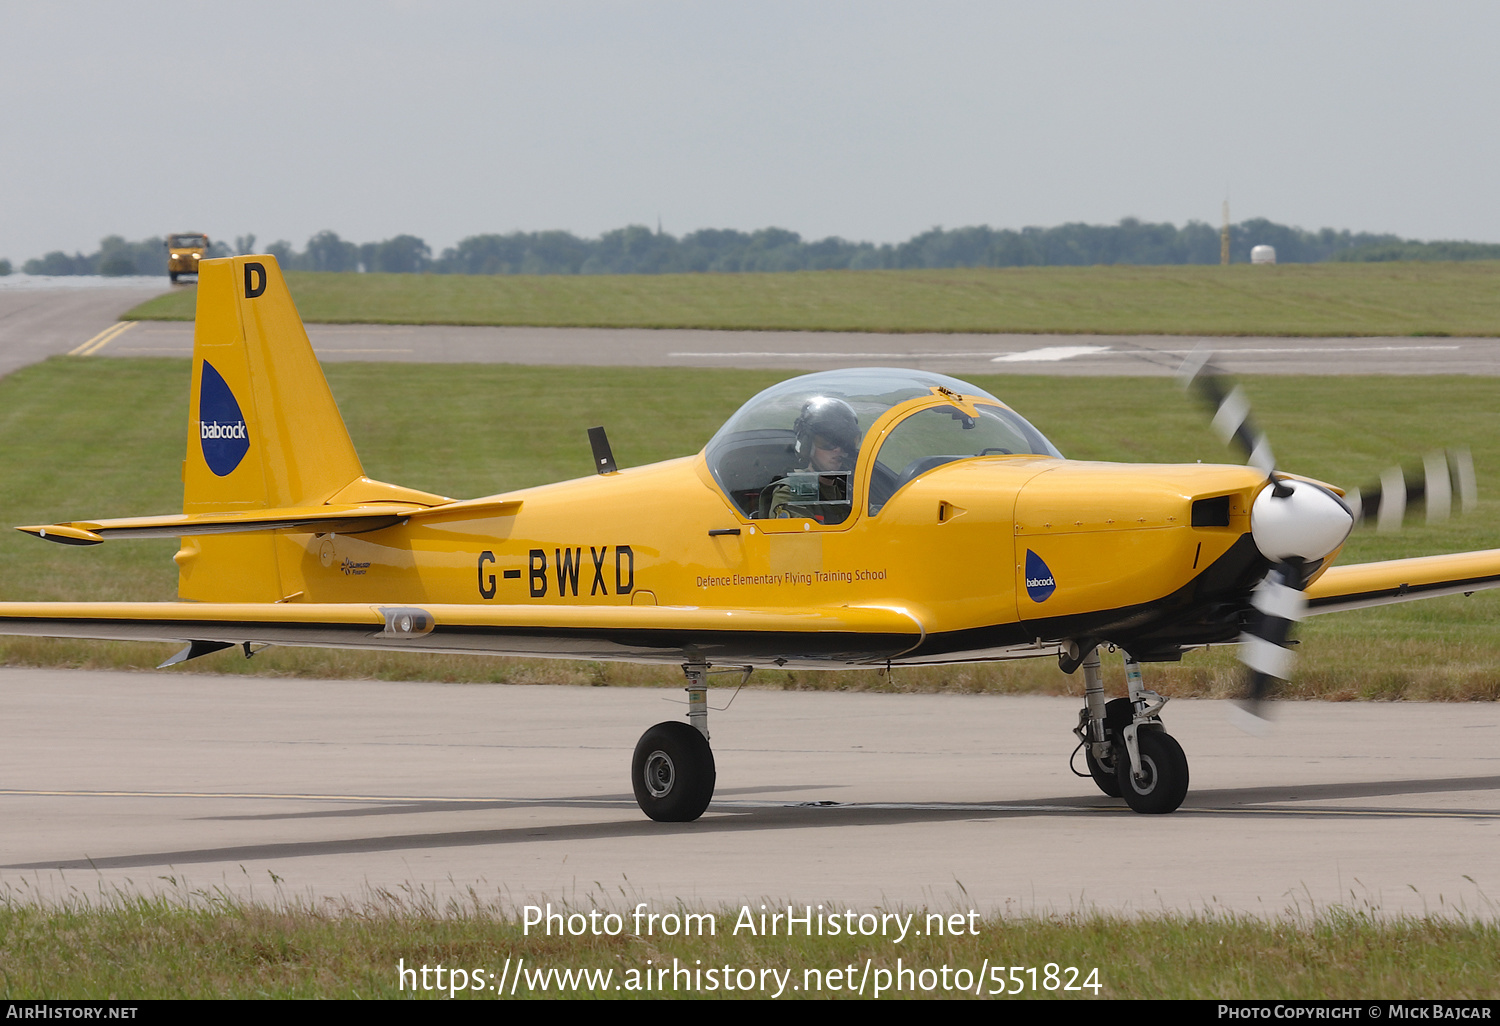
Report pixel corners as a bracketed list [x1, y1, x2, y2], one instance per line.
[18, 498, 523, 545]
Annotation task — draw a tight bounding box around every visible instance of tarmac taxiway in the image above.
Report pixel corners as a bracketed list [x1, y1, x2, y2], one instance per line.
[2, 669, 1497, 915]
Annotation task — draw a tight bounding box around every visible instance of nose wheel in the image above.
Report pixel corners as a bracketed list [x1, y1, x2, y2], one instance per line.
[1071, 647, 1190, 814]
[1115, 726, 1189, 814]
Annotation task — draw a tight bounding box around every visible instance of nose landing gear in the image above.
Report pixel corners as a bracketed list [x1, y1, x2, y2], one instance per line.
[1071, 647, 1190, 814]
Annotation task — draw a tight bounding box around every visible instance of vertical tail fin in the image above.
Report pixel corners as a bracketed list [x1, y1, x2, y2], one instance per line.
[178, 255, 365, 601]
[185, 255, 364, 513]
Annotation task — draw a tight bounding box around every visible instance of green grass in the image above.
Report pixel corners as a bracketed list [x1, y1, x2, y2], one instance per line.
[124, 262, 1500, 337]
[3, 358, 1500, 698]
[2, 892, 1496, 998]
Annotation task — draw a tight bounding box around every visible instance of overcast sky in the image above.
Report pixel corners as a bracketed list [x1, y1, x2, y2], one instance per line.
[4, 1, 1499, 262]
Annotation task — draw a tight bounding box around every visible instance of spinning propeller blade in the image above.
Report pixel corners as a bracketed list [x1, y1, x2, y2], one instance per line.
[1180, 353, 1474, 729]
[1233, 562, 1307, 730]
[1178, 350, 1276, 474]
[1343, 448, 1475, 531]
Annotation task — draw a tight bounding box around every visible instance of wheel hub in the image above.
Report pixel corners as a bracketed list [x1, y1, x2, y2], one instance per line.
[644, 749, 675, 798]
[1127, 754, 1159, 794]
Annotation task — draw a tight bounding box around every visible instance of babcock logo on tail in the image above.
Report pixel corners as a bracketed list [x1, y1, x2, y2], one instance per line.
[1024, 549, 1056, 602]
[199, 361, 249, 476]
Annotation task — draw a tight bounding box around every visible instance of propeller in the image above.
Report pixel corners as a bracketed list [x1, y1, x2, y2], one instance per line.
[1179, 352, 1475, 729]
[1343, 448, 1476, 532]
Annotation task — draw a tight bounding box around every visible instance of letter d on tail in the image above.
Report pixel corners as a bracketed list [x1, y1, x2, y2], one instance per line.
[243, 261, 266, 298]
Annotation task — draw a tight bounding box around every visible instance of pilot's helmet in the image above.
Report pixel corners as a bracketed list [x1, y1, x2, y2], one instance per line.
[793, 396, 859, 471]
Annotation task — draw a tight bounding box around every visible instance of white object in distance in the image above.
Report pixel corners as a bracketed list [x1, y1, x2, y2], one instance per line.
[1250, 245, 1276, 264]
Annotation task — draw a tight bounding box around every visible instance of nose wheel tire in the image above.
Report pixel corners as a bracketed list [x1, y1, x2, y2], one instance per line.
[1115, 728, 1189, 814]
[632, 721, 716, 822]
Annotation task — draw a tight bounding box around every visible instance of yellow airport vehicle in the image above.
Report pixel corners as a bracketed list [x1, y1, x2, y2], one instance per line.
[165, 232, 210, 283]
[4, 255, 1497, 821]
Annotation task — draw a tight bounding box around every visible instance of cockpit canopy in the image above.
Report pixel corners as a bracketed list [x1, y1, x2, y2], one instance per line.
[705, 369, 1062, 522]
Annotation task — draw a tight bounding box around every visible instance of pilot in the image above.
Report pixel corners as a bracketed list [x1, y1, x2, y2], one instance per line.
[765, 396, 860, 522]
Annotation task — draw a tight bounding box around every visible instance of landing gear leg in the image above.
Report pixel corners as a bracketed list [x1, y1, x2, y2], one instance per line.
[631, 662, 716, 822]
[1114, 654, 1189, 814]
[1071, 647, 1121, 797]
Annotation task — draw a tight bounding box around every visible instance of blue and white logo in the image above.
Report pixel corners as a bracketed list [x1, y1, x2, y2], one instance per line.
[1024, 549, 1056, 602]
[199, 361, 249, 477]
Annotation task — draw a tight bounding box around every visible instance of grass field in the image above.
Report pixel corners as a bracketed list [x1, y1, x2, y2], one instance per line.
[2, 894, 1496, 999]
[123, 261, 1500, 337]
[2, 357, 1498, 699]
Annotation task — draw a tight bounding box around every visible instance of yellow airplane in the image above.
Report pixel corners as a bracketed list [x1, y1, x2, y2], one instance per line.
[4, 255, 1498, 822]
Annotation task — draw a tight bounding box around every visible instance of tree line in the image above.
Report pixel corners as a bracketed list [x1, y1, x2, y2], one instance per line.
[11, 220, 1500, 277]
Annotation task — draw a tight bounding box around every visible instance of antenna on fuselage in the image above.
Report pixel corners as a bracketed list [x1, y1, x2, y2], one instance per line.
[588, 426, 618, 475]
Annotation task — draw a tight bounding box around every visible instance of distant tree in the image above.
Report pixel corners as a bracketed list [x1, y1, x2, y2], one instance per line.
[97, 235, 138, 276]
[98, 254, 136, 276]
[21, 220, 1500, 279]
[235, 234, 257, 255]
[303, 230, 359, 272]
[0, 258, 11, 276]
[438, 234, 520, 274]
[1332, 240, 1500, 262]
[737, 227, 808, 272]
[678, 228, 750, 271]
[266, 240, 297, 268]
[24, 251, 92, 275]
[520, 231, 592, 274]
[367, 235, 430, 273]
[588, 225, 675, 274]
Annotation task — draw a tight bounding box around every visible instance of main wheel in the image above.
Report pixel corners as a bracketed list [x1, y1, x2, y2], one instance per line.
[169, 271, 179, 283]
[1084, 745, 1122, 797]
[1115, 728, 1189, 814]
[632, 721, 715, 822]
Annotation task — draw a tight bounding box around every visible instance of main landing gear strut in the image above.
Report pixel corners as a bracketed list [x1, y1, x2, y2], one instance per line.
[1069, 645, 1190, 814]
[632, 662, 721, 822]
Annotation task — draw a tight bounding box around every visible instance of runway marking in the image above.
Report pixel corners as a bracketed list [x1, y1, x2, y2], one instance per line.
[68, 321, 136, 356]
[6, 789, 1495, 820]
[669, 344, 1465, 362]
[992, 345, 1111, 363]
[1145, 345, 1463, 356]
[1188, 806, 1500, 819]
[667, 350, 1015, 359]
[313, 348, 415, 354]
[0, 788, 629, 804]
[730, 800, 1500, 820]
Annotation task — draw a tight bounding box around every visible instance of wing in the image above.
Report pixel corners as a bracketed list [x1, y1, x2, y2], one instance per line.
[0, 601, 924, 668]
[1306, 549, 1500, 615]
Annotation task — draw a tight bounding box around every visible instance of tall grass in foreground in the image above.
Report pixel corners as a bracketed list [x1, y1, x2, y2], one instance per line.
[1, 886, 1496, 998]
